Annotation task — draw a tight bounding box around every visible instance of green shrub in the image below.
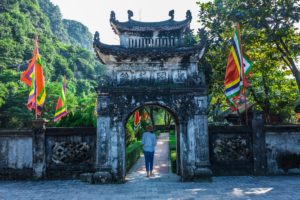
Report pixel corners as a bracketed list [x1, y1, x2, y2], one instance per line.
[126, 141, 142, 172]
[170, 150, 177, 173]
[169, 132, 177, 173]
[169, 129, 175, 135]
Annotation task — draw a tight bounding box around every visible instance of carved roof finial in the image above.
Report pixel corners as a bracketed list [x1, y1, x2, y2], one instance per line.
[169, 10, 174, 20]
[186, 10, 192, 20]
[127, 10, 133, 21]
[94, 31, 100, 43]
[110, 11, 116, 21]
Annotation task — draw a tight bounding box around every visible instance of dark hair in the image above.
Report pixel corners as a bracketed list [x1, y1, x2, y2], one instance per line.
[146, 126, 153, 131]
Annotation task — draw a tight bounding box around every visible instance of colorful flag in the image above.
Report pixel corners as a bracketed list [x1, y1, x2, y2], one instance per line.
[21, 36, 46, 116]
[54, 77, 67, 122]
[134, 111, 141, 130]
[142, 111, 149, 122]
[20, 43, 38, 87]
[35, 53, 46, 115]
[224, 24, 252, 110]
[27, 69, 36, 110]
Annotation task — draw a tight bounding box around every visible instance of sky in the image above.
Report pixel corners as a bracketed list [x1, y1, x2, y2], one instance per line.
[50, 0, 204, 45]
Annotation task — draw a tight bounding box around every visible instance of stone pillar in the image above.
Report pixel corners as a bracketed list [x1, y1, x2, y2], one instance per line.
[96, 116, 111, 171]
[179, 120, 191, 181]
[193, 115, 212, 178]
[94, 94, 114, 183]
[252, 111, 266, 175]
[32, 119, 47, 179]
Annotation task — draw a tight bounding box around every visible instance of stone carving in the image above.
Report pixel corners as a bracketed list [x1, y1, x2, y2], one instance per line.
[173, 70, 187, 83]
[94, 31, 100, 43]
[191, 73, 202, 85]
[117, 71, 131, 84]
[194, 96, 207, 110]
[127, 10, 133, 21]
[136, 71, 150, 81]
[186, 10, 192, 20]
[169, 10, 174, 20]
[213, 136, 250, 161]
[99, 96, 109, 109]
[51, 142, 92, 164]
[156, 71, 167, 82]
[110, 11, 116, 21]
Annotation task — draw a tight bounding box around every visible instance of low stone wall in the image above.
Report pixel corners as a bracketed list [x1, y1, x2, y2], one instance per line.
[0, 125, 96, 180]
[0, 129, 33, 179]
[45, 127, 96, 179]
[209, 125, 253, 175]
[1, 121, 299, 180]
[265, 125, 300, 175]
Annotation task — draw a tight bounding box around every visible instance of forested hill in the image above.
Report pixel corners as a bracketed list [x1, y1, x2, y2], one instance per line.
[0, 0, 104, 128]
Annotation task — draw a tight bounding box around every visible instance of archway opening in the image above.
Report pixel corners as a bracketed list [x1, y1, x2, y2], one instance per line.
[124, 104, 180, 177]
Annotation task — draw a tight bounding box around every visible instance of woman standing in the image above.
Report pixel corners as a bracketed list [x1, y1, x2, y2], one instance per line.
[142, 125, 157, 177]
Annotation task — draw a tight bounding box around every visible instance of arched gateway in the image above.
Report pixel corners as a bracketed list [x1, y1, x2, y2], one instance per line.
[93, 10, 212, 182]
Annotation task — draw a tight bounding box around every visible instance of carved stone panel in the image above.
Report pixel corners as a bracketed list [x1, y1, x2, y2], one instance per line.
[173, 70, 187, 83]
[155, 71, 168, 83]
[51, 142, 92, 164]
[98, 96, 110, 116]
[134, 71, 151, 83]
[117, 71, 131, 85]
[212, 136, 250, 161]
[194, 96, 207, 114]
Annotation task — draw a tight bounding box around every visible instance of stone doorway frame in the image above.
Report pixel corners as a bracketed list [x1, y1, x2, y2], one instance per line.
[96, 92, 212, 182]
[123, 103, 181, 176]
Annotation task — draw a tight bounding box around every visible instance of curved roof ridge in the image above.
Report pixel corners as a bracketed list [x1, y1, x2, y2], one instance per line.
[110, 10, 192, 34]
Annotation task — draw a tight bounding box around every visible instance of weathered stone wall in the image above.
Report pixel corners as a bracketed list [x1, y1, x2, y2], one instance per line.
[265, 126, 300, 175]
[0, 129, 33, 179]
[209, 125, 253, 175]
[0, 126, 96, 180]
[45, 127, 96, 179]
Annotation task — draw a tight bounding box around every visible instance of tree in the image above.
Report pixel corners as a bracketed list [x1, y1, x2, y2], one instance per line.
[197, 0, 299, 123]
[198, 0, 300, 91]
[0, 0, 105, 127]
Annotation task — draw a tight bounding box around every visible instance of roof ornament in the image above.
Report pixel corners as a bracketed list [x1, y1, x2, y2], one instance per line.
[169, 10, 174, 20]
[186, 10, 192, 20]
[127, 10, 133, 21]
[94, 31, 100, 43]
[110, 11, 116, 21]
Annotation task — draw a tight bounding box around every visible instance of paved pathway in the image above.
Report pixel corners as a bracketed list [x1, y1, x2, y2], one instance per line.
[1, 132, 300, 199]
[127, 132, 170, 181]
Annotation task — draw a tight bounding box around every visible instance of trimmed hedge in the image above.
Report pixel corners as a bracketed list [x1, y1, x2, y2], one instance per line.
[169, 130, 177, 173]
[126, 141, 143, 172]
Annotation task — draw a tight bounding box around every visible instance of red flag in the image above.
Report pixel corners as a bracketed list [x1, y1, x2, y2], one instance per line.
[21, 35, 46, 116]
[134, 111, 141, 129]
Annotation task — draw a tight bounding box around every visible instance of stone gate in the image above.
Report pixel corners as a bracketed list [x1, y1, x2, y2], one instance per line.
[93, 10, 212, 182]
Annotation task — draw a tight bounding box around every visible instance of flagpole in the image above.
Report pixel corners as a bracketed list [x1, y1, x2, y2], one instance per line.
[35, 34, 38, 120]
[237, 23, 248, 125]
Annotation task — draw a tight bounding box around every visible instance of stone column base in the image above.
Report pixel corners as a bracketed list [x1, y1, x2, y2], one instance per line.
[194, 167, 212, 179]
[180, 167, 212, 182]
[80, 171, 124, 184]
